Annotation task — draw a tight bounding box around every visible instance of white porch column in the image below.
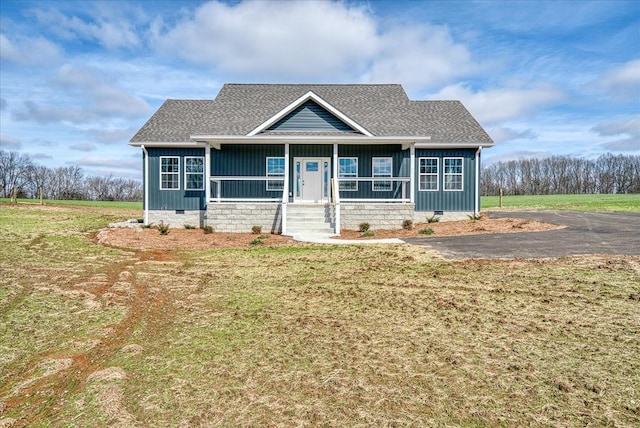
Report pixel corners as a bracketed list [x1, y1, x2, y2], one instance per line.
[282, 143, 290, 235]
[333, 143, 340, 235]
[141, 145, 149, 225]
[410, 143, 415, 204]
[475, 146, 482, 216]
[205, 144, 211, 202]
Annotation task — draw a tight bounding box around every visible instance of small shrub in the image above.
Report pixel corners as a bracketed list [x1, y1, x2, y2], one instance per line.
[402, 219, 413, 230]
[202, 225, 214, 234]
[258, 234, 270, 240]
[250, 238, 264, 246]
[251, 225, 262, 234]
[142, 223, 154, 229]
[157, 221, 170, 235]
[468, 213, 483, 221]
[359, 230, 374, 238]
[426, 215, 440, 223]
[184, 224, 196, 229]
[419, 227, 434, 235]
[358, 222, 370, 232]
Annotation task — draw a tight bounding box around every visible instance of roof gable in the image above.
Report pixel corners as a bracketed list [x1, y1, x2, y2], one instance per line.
[265, 100, 361, 133]
[247, 91, 371, 136]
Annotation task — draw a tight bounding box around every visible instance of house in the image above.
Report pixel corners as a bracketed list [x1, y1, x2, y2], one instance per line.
[129, 84, 493, 236]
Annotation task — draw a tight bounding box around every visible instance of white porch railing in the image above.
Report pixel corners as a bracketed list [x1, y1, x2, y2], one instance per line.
[209, 176, 284, 202]
[335, 177, 411, 203]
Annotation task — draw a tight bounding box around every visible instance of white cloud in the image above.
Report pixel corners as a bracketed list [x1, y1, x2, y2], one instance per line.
[53, 65, 150, 117]
[592, 115, 640, 138]
[487, 126, 538, 144]
[30, 7, 141, 50]
[591, 59, 640, 102]
[362, 24, 478, 90]
[0, 33, 62, 66]
[430, 83, 565, 124]
[12, 101, 91, 124]
[70, 143, 97, 152]
[593, 115, 640, 152]
[30, 153, 54, 160]
[81, 127, 139, 144]
[73, 156, 139, 170]
[152, 1, 377, 80]
[0, 133, 22, 150]
[151, 1, 483, 89]
[12, 65, 150, 124]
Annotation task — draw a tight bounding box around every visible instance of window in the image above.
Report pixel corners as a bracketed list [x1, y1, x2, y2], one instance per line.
[160, 156, 180, 190]
[372, 157, 392, 191]
[266, 157, 285, 191]
[338, 157, 358, 191]
[419, 158, 439, 191]
[185, 157, 204, 190]
[444, 157, 463, 191]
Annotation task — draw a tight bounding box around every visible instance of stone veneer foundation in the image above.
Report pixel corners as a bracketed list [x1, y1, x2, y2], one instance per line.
[149, 204, 474, 232]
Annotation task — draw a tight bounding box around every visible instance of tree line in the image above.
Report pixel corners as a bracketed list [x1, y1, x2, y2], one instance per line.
[481, 153, 640, 196]
[0, 150, 142, 202]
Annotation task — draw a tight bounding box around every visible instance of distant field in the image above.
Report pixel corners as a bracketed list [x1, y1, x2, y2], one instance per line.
[482, 193, 640, 212]
[1, 203, 638, 426]
[0, 198, 142, 210]
[3, 194, 639, 213]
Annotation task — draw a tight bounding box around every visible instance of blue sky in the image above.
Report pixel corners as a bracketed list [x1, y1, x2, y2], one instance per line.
[1, 0, 638, 180]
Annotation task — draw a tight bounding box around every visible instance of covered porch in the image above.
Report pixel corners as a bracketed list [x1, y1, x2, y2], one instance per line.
[198, 139, 422, 235]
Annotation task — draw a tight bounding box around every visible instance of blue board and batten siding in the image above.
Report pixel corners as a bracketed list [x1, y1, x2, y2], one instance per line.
[338, 145, 411, 200]
[269, 101, 356, 132]
[146, 147, 206, 210]
[414, 149, 477, 212]
[211, 144, 285, 199]
[146, 145, 479, 212]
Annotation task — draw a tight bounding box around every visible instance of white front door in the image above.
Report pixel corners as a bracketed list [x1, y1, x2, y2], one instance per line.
[294, 158, 330, 202]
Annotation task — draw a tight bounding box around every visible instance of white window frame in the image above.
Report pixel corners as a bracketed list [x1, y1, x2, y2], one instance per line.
[418, 157, 439, 191]
[338, 157, 358, 191]
[372, 157, 392, 192]
[184, 156, 204, 190]
[160, 156, 180, 190]
[443, 157, 464, 191]
[266, 157, 285, 191]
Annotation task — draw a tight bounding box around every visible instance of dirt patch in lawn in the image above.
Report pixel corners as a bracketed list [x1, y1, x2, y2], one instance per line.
[96, 215, 562, 250]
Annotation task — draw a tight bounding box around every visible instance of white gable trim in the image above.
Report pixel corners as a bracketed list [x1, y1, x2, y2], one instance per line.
[246, 91, 373, 137]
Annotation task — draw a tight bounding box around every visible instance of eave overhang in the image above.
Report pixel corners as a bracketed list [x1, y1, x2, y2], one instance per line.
[129, 141, 208, 148]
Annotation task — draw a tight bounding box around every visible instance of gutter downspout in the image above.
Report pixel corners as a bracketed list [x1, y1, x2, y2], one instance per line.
[474, 146, 482, 216]
[141, 145, 149, 225]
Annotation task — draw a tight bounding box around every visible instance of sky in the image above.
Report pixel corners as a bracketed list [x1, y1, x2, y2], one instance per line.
[0, 0, 639, 180]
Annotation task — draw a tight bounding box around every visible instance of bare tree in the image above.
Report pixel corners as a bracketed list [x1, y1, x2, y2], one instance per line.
[0, 150, 33, 198]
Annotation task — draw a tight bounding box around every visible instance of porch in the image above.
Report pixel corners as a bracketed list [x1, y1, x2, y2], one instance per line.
[205, 142, 416, 235]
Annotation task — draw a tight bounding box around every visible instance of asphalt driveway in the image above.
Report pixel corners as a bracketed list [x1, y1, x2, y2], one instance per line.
[403, 210, 640, 259]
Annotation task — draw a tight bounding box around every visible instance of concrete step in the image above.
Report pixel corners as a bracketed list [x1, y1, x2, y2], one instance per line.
[286, 204, 334, 236]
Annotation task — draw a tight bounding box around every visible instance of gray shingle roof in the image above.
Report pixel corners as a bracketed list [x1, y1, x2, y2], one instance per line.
[130, 84, 493, 144]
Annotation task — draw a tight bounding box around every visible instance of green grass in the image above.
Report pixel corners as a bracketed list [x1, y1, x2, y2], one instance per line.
[482, 193, 640, 212]
[0, 198, 142, 210]
[1, 204, 639, 426]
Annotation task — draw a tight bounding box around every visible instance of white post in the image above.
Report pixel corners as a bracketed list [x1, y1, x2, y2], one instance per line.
[333, 143, 340, 235]
[141, 145, 149, 225]
[475, 146, 482, 216]
[282, 143, 290, 235]
[409, 143, 415, 205]
[205, 144, 211, 202]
